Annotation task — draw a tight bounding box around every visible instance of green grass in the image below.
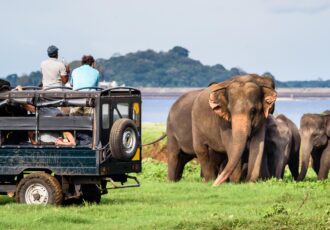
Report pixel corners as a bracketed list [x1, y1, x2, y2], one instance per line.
[0, 123, 329, 229]
[0, 160, 329, 230]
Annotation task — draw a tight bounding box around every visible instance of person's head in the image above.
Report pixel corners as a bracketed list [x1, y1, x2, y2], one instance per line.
[47, 45, 59, 58]
[81, 55, 95, 67]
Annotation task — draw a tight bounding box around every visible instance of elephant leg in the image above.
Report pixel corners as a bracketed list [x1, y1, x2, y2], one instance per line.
[229, 160, 242, 183]
[167, 152, 181, 181]
[167, 151, 194, 181]
[178, 152, 195, 179]
[274, 145, 288, 179]
[167, 136, 185, 181]
[241, 163, 248, 181]
[317, 145, 330, 180]
[195, 144, 216, 182]
[260, 151, 270, 180]
[288, 149, 300, 180]
[311, 150, 321, 175]
[206, 154, 227, 179]
[209, 150, 227, 179]
[247, 123, 266, 181]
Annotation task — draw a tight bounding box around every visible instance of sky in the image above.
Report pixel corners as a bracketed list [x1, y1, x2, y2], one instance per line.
[0, 0, 329, 81]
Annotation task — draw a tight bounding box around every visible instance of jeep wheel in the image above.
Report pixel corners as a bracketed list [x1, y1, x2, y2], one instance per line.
[110, 118, 139, 160]
[16, 172, 63, 205]
[81, 184, 101, 204]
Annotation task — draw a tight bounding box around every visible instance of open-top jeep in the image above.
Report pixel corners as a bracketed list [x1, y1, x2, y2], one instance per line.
[0, 84, 142, 205]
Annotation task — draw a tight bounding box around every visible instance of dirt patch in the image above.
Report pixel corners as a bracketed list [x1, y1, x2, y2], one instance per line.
[143, 142, 168, 162]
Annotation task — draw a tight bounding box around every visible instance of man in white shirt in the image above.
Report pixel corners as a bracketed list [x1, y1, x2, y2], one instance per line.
[40, 45, 69, 88]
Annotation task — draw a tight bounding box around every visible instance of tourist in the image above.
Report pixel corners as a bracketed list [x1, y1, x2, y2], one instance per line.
[41, 45, 70, 88]
[70, 55, 100, 116]
[70, 55, 100, 90]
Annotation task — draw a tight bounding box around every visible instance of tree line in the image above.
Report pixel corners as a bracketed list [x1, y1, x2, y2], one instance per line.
[2, 46, 329, 88]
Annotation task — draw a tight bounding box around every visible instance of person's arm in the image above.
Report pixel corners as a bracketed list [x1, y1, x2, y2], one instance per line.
[24, 104, 36, 113]
[55, 132, 76, 146]
[60, 63, 69, 84]
[60, 75, 69, 84]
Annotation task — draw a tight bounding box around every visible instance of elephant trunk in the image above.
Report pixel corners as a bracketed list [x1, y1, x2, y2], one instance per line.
[297, 137, 313, 181]
[213, 114, 250, 186]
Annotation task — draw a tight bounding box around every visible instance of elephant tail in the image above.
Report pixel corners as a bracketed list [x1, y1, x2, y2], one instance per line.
[142, 133, 167, 147]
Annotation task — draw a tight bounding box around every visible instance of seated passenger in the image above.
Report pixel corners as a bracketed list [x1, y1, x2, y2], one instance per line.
[28, 131, 76, 146]
[70, 55, 100, 116]
[15, 86, 76, 146]
[70, 55, 100, 91]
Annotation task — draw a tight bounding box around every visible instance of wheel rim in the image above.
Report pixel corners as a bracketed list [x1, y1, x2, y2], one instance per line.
[25, 183, 49, 205]
[122, 127, 137, 156]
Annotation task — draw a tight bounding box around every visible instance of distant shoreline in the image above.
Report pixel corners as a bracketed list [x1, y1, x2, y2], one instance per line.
[140, 87, 330, 99]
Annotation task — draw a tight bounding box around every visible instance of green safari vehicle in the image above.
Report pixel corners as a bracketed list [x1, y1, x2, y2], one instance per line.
[0, 85, 142, 205]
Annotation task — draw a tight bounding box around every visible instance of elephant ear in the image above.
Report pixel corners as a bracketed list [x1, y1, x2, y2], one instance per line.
[262, 87, 277, 118]
[253, 75, 277, 118]
[208, 80, 231, 121]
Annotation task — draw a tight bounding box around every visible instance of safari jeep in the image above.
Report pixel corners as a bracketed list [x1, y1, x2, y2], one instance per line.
[0, 86, 141, 205]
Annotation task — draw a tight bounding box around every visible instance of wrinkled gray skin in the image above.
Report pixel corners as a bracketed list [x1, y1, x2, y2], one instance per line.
[166, 90, 225, 181]
[192, 75, 276, 186]
[261, 114, 300, 180]
[298, 113, 330, 180]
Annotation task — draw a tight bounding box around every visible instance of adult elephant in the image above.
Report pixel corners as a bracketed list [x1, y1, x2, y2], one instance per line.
[262, 114, 300, 180]
[192, 74, 277, 186]
[298, 113, 330, 180]
[166, 89, 226, 181]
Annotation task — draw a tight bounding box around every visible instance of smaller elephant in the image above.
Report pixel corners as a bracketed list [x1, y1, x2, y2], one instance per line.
[262, 114, 300, 180]
[298, 113, 330, 180]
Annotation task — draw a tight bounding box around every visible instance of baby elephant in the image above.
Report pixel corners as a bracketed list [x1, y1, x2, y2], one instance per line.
[298, 113, 330, 180]
[262, 114, 300, 180]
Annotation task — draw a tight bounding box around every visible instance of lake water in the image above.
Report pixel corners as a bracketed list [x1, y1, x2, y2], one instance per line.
[142, 98, 330, 127]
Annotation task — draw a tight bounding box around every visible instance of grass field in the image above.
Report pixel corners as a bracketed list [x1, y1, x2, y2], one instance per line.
[0, 123, 329, 230]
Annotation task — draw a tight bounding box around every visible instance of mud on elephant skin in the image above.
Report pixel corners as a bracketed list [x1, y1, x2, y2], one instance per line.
[298, 113, 330, 180]
[192, 74, 277, 186]
[261, 114, 300, 180]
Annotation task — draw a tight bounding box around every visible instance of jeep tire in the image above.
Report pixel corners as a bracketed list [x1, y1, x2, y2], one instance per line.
[16, 172, 63, 205]
[110, 118, 139, 160]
